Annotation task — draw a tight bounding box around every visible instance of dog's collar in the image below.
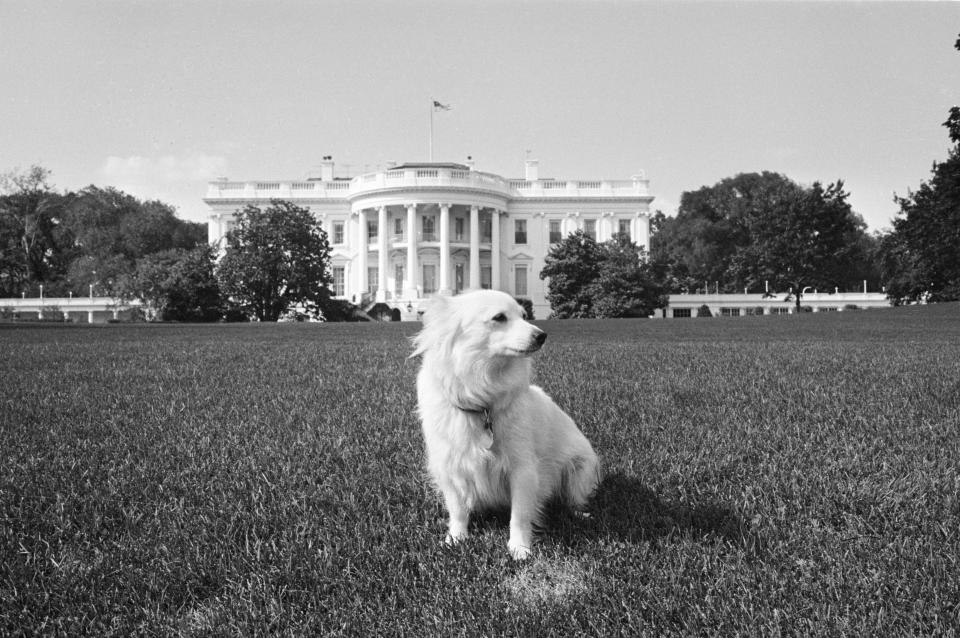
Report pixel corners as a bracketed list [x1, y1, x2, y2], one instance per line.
[458, 405, 493, 431]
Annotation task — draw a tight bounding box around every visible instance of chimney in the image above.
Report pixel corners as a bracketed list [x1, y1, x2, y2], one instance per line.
[466, 155, 475, 170]
[320, 156, 334, 181]
[524, 159, 539, 181]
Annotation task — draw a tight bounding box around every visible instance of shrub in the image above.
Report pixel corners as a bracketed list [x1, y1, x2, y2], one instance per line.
[843, 304, 860, 311]
[697, 304, 713, 318]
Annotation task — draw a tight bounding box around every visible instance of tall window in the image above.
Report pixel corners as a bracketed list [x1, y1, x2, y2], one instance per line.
[618, 219, 631, 240]
[422, 216, 436, 241]
[481, 265, 492, 290]
[584, 219, 596, 241]
[333, 221, 345, 245]
[332, 266, 345, 296]
[514, 219, 527, 244]
[455, 263, 464, 293]
[515, 265, 528, 296]
[394, 264, 404, 292]
[422, 265, 437, 294]
[394, 217, 404, 240]
[367, 221, 377, 243]
[455, 217, 465, 241]
[549, 220, 562, 244]
[367, 267, 378, 294]
[481, 217, 492, 242]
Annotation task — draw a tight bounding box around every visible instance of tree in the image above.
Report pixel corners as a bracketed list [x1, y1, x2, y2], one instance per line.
[587, 233, 663, 318]
[0, 165, 68, 296]
[728, 180, 862, 311]
[539, 231, 602, 318]
[540, 231, 662, 318]
[653, 172, 871, 310]
[879, 36, 960, 304]
[217, 200, 332, 321]
[128, 246, 223, 321]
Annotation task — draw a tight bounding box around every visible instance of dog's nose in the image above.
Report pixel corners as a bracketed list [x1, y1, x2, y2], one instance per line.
[534, 330, 547, 346]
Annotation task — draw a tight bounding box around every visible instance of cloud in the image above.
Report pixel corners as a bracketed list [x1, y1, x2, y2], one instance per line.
[101, 152, 228, 184]
[99, 152, 229, 222]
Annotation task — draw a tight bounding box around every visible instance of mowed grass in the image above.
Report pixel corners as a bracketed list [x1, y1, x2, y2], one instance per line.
[2, 306, 959, 636]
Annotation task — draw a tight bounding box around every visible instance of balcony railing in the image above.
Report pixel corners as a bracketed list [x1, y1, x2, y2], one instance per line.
[206, 168, 652, 202]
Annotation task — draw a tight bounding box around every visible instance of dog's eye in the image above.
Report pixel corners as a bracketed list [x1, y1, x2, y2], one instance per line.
[492, 313, 507, 323]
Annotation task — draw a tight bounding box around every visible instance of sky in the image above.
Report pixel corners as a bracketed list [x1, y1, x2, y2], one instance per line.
[1, 1, 958, 231]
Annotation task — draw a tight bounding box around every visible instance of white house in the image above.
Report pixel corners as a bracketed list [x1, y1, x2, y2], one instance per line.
[204, 159, 654, 319]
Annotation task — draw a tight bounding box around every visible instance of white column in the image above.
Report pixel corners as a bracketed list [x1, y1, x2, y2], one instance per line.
[377, 206, 388, 302]
[357, 209, 368, 298]
[439, 203, 451, 295]
[405, 204, 418, 297]
[636, 212, 650, 255]
[491, 210, 501, 291]
[469, 205, 480, 289]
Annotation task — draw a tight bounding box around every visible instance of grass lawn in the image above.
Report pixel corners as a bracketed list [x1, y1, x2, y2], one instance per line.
[2, 305, 959, 636]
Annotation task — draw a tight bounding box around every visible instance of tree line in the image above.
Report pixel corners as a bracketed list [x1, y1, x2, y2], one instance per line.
[3, 36, 958, 320]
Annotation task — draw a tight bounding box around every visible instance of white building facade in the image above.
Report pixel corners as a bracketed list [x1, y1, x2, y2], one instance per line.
[204, 159, 654, 319]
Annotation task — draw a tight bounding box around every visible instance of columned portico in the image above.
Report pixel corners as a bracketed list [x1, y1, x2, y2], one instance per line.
[405, 203, 418, 298]
[439, 203, 451, 295]
[469, 205, 480, 289]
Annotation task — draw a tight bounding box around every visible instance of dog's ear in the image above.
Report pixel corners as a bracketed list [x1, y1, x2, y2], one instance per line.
[409, 296, 455, 358]
[418, 295, 450, 327]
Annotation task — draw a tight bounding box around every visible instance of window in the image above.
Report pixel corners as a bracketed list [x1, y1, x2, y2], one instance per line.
[332, 267, 345, 296]
[333, 221, 345, 245]
[455, 263, 464, 293]
[422, 216, 436, 241]
[819, 307, 838, 312]
[394, 264, 404, 292]
[584, 219, 596, 241]
[394, 217, 404, 240]
[422, 264, 437, 294]
[514, 219, 527, 244]
[481, 265, 492, 290]
[515, 265, 528, 296]
[367, 267, 378, 294]
[618, 219, 631, 239]
[481, 218, 492, 242]
[455, 217, 465, 241]
[672, 308, 691, 318]
[770, 307, 790, 315]
[549, 220, 562, 244]
[367, 221, 377, 243]
[720, 307, 741, 317]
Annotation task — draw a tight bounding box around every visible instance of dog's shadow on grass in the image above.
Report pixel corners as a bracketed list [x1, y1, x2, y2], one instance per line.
[545, 472, 755, 551]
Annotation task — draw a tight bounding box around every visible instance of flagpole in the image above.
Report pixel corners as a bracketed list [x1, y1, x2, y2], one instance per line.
[429, 100, 434, 162]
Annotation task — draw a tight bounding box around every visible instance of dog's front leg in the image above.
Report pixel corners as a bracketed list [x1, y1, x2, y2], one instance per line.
[441, 483, 470, 545]
[507, 468, 539, 560]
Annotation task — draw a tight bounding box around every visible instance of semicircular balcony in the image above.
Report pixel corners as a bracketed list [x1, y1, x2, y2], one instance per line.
[346, 163, 515, 206]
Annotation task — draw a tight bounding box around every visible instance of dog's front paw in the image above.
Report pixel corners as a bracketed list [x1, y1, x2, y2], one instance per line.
[508, 542, 533, 561]
[445, 530, 468, 546]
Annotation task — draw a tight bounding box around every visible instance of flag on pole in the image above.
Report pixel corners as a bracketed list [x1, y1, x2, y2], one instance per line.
[433, 100, 451, 111]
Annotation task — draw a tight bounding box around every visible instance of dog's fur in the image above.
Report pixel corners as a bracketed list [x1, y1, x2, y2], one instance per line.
[412, 290, 600, 560]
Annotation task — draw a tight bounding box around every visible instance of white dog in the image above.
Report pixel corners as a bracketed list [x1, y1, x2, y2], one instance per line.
[412, 290, 600, 560]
